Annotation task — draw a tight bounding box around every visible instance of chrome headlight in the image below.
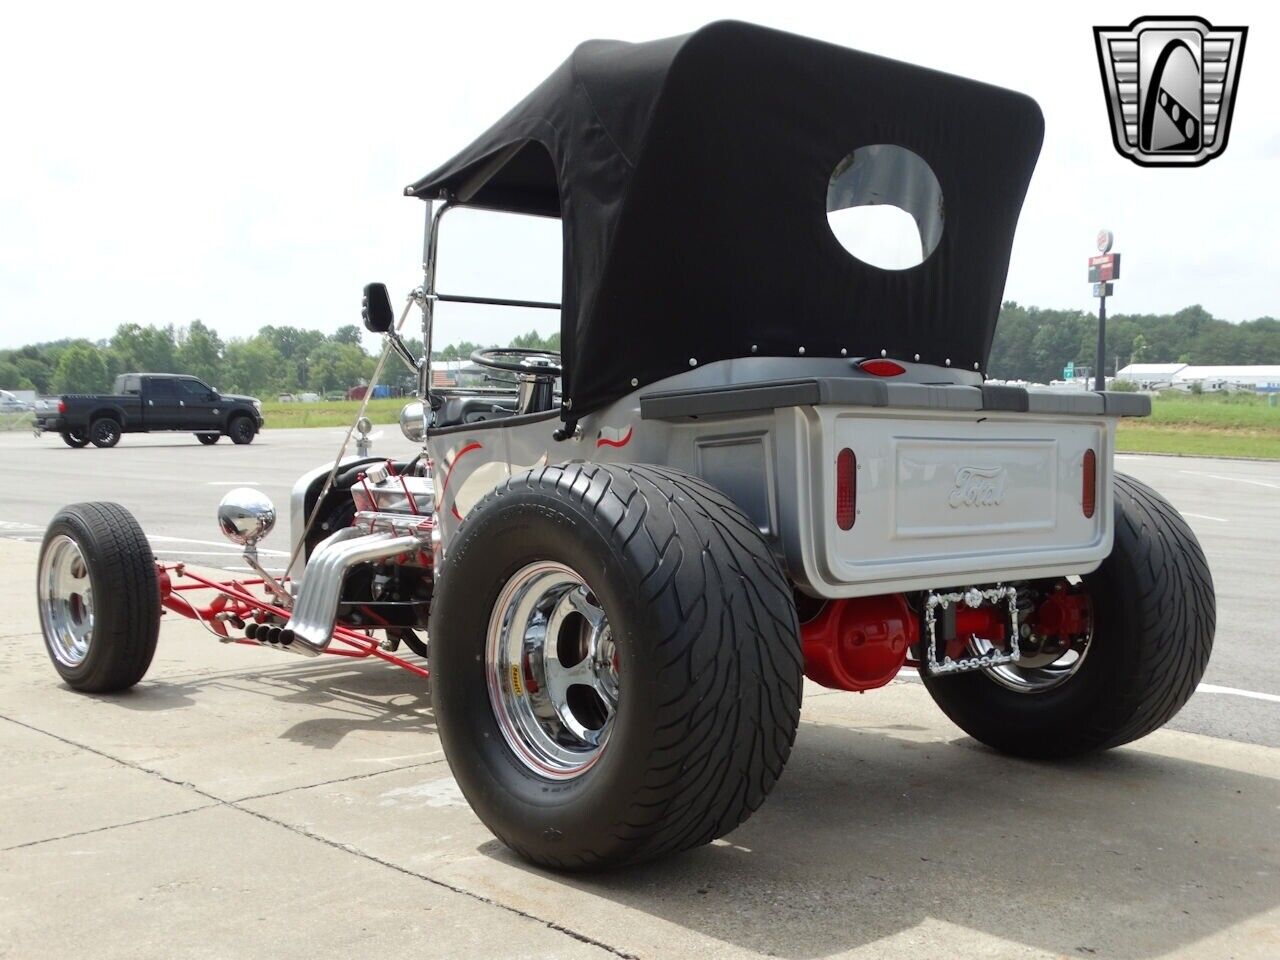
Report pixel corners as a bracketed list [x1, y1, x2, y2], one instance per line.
[252, 398, 263, 414]
[398, 400, 425, 443]
[217, 488, 276, 546]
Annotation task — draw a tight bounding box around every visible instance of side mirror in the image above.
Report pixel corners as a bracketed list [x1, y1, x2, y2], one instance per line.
[362, 283, 394, 333]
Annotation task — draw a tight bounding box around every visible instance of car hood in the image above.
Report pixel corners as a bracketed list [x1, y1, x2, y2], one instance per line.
[220, 394, 258, 405]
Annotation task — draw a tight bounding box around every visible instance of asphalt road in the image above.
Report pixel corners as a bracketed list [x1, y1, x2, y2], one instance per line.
[0, 428, 1277, 747]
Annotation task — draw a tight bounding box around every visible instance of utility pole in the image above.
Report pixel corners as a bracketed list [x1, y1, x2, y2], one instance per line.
[1095, 297, 1107, 391]
[1089, 230, 1120, 391]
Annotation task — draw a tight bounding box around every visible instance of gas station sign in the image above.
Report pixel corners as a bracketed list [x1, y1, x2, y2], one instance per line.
[1088, 230, 1120, 390]
[1088, 253, 1121, 284]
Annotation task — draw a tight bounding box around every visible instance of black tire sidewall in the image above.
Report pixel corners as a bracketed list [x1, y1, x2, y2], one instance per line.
[431, 488, 671, 863]
[196, 433, 220, 445]
[919, 575, 1133, 754]
[920, 474, 1209, 756]
[60, 430, 88, 448]
[229, 416, 254, 444]
[38, 505, 159, 690]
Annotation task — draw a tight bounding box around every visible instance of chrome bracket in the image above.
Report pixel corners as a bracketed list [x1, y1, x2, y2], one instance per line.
[242, 544, 293, 608]
[922, 585, 1021, 676]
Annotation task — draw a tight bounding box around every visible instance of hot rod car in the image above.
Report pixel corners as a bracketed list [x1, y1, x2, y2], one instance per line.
[36, 22, 1214, 870]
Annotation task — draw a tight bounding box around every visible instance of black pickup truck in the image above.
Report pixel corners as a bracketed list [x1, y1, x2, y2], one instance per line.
[35, 373, 263, 448]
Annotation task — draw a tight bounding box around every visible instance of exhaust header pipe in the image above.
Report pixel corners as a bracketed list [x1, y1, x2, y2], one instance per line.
[284, 527, 426, 653]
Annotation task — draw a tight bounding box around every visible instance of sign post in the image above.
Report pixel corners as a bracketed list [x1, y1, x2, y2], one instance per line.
[1089, 230, 1120, 390]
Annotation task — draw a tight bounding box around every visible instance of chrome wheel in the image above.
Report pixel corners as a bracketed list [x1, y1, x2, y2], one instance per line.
[39, 535, 95, 668]
[485, 561, 618, 780]
[974, 603, 1093, 695]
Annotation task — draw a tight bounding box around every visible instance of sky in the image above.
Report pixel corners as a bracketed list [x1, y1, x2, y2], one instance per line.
[1, 1, 1276, 355]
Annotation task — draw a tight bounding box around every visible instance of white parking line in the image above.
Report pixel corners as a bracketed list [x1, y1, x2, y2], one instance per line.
[147, 535, 288, 556]
[1197, 684, 1280, 704]
[0, 523, 291, 557]
[151, 549, 248, 557]
[1181, 470, 1280, 490]
[1181, 512, 1229, 523]
[895, 674, 1280, 704]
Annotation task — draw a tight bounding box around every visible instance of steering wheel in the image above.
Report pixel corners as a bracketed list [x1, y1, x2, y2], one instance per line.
[470, 348, 562, 377]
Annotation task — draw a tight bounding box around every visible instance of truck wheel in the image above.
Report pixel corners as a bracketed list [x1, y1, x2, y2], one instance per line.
[89, 418, 121, 448]
[196, 432, 220, 445]
[60, 429, 89, 448]
[37, 502, 161, 692]
[228, 415, 255, 445]
[430, 463, 803, 870]
[921, 473, 1214, 758]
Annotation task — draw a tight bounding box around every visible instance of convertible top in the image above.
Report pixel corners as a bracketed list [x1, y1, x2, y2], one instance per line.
[408, 21, 1044, 420]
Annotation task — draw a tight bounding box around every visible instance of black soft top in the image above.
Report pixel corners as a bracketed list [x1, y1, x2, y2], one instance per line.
[408, 21, 1044, 420]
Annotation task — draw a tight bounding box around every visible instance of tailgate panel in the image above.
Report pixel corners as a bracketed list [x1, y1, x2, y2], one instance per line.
[788, 407, 1114, 597]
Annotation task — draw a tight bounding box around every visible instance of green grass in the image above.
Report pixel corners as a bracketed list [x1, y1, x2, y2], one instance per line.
[1115, 391, 1280, 460]
[0, 411, 34, 432]
[259, 398, 406, 429]
[1145, 391, 1280, 430]
[1116, 422, 1280, 459]
[260, 391, 1280, 461]
[10, 387, 1279, 458]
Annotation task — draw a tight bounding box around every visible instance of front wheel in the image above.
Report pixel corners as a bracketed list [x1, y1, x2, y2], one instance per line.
[37, 502, 161, 692]
[60, 429, 89, 448]
[228, 415, 255, 445]
[921, 473, 1215, 757]
[196, 432, 220, 445]
[430, 463, 803, 870]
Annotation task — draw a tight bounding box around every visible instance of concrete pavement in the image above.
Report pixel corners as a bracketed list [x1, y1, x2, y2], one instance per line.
[1, 537, 1278, 959]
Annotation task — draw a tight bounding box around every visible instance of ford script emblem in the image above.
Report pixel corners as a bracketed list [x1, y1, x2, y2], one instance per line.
[948, 466, 1006, 509]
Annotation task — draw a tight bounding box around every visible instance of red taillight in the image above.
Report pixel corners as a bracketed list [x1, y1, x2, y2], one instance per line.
[58, 400, 66, 414]
[1082, 449, 1097, 518]
[836, 448, 856, 530]
[859, 358, 906, 377]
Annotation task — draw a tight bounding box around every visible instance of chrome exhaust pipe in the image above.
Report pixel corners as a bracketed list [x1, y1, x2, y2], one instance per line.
[284, 527, 425, 654]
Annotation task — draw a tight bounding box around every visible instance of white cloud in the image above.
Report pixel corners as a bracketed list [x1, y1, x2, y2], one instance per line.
[1, 1, 1275, 355]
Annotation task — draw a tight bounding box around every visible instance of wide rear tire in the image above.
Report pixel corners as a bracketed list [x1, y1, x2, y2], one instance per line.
[60, 429, 89, 448]
[921, 473, 1215, 757]
[196, 432, 220, 445]
[430, 463, 803, 870]
[37, 502, 161, 692]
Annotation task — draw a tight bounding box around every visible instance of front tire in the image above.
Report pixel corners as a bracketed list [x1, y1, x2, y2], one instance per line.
[430, 463, 803, 870]
[228, 415, 255, 445]
[60, 429, 89, 448]
[37, 502, 161, 692]
[921, 473, 1215, 757]
[196, 432, 220, 445]
[89, 418, 121, 448]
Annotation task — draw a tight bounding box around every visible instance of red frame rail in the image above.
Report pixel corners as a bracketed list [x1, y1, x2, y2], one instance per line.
[157, 563, 430, 678]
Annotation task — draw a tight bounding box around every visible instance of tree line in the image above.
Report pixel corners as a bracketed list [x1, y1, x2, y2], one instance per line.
[0, 306, 1271, 396]
[989, 303, 1279, 383]
[0, 322, 378, 398]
